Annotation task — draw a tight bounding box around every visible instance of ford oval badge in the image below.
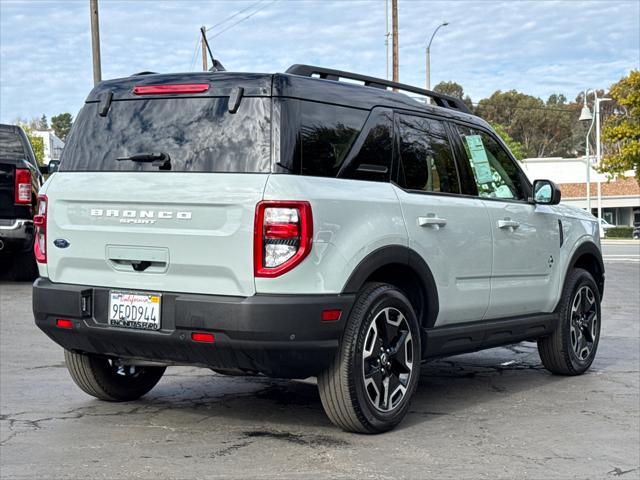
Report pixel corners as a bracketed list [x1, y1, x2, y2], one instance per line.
[53, 238, 70, 249]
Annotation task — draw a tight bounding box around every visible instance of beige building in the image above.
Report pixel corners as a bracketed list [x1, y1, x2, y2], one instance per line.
[520, 157, 640, 227]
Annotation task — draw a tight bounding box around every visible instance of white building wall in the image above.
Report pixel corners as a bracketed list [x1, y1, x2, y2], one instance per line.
[519, 157, 639, 226]
[32, 130, 64, 165]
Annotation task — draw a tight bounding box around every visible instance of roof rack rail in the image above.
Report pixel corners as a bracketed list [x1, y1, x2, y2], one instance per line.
[285, 64, 472, 114]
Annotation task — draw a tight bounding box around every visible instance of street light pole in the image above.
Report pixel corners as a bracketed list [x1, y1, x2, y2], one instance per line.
[579, 90, 597, 216]
[425, 21, 448, 93]
[595, 97, 611, 237]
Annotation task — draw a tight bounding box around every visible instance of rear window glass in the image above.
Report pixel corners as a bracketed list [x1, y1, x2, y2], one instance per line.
[0, 129, 26, 159]
[342, 109, 393, 183]
[60, 97, 271, 172]
[280, 100, 367, 178]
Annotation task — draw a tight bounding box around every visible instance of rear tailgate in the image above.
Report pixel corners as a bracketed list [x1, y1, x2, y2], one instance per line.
[44, 172, 267, 296]
[43, 73, 274, 296]
[0, 162, 15, 218]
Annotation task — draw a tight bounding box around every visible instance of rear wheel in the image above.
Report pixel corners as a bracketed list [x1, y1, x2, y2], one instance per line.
[318, 283, 421, 433]
[538, 268, 601, 375]
[64, 350, 166, 401]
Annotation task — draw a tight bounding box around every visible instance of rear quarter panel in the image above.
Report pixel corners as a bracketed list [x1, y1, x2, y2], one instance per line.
[258, 175, 407, 294]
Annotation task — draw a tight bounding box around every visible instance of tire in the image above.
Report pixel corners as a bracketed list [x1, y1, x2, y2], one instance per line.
[318, 283, 421, 433]
[538, 268, 602, 375]
[64, 350, 166, 401]
[11, 249, 39, 282]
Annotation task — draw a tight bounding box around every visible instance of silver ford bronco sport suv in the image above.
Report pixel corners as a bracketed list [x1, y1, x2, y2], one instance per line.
[33, 65, 604, 433]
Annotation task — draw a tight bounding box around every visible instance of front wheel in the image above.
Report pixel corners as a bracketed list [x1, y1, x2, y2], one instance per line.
[538, 268, 602, 375]
[64, 350, 166, 401]
[318, 283, 421, 433]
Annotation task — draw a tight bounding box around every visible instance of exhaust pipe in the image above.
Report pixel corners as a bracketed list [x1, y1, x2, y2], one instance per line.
[0, 239, 4, 251]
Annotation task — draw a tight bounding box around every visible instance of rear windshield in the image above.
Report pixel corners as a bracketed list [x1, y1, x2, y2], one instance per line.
[0, 129, 26, 159]
[60, 97, 271, 172]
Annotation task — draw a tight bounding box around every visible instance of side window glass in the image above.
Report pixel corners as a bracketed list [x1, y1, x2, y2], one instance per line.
[457, 126, 524, 200]
[298, 101, 367, 178]
[344, 109, 393, 182]
[396, 114, 459, 193]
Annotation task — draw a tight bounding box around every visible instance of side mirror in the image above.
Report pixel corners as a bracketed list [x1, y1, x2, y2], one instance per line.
[532, 179, 561, 205]
[46, 160, 60, 174]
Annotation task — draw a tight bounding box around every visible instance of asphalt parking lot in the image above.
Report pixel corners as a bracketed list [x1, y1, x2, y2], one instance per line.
[1, 243, 639, 479]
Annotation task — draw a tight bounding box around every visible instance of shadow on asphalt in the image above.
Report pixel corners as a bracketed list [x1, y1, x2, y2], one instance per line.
[65, 345, 578, 434]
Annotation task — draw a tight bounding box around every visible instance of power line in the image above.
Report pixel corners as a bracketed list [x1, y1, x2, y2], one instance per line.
[205, 0, 265, 32]
[209, 0, 278, 40]
[188, 36, 201, 71]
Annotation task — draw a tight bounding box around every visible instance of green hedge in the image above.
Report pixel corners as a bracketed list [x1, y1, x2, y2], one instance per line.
[605, 227, 634, 238]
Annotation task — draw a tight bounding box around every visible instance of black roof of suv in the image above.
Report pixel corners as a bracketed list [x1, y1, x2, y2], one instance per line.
[86, 64, 484, 126]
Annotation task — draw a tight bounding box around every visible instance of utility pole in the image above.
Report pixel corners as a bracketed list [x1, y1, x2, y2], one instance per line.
[201, 26, 208, 71]
[385, 0, 390, 80]
[89, 0, 102, 85]
[391, 0, 398, 83]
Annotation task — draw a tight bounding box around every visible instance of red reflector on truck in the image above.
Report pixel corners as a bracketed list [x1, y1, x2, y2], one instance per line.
[191, 332, 215, 343]
[321, 309, 342, 322]
[133, 84, 210, 95]
[56, 319, 73, 329]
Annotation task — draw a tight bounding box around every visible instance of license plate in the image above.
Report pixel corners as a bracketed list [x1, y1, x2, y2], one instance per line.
[108, 291, 161, 331]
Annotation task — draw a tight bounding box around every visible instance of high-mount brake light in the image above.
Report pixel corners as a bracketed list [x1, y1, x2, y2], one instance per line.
[14, 168, 31, 204]
[33, 195, 47, 263]
[254, 201, 313, 278]
[133, 84, 210, 95]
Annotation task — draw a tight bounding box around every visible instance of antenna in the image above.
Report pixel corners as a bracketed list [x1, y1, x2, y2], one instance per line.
[199, 27, 226, 72]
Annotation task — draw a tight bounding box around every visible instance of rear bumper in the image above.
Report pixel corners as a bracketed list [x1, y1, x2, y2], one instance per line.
[0, 219, 33, 251]
[33, 278, 354, 378]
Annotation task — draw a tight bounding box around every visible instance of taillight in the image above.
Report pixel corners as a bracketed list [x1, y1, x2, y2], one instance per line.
[254, 201, 313, 278]
[14, 168, 31, 204]
[34, 195, 47, 263]
[133, 84, 209, 95]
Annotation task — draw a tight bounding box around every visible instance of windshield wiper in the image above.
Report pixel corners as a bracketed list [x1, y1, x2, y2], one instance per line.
[117, 152, 171, 170]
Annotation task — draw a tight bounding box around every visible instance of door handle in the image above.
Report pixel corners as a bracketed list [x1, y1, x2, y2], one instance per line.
[498, 219, 520, 229]
[418, 216, 447, 227]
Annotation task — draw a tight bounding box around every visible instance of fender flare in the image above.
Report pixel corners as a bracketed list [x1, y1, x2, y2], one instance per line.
[565, 240, 605, 297]
[341, 245, 440, 328]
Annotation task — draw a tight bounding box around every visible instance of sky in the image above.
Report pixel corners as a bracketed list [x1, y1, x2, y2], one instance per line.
[0, 0, 638, 124]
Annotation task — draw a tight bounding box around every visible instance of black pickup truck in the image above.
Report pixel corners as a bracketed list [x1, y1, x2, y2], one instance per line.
[0, 124, 48, 280]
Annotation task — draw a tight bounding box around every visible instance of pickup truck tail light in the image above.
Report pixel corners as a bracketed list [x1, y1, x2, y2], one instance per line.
[14, 168, 31, 204]
[33, 195, 47, 263]
[254, 201, 312, 278]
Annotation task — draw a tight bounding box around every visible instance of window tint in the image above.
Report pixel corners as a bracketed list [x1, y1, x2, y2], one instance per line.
[60, 97, 271, 172]
[0, 129, 26, 159]
[343, 109, 393, 182]
[298, 102, 367, 178]
[456, 126, 525, 200]
[396, 114, 459, 193]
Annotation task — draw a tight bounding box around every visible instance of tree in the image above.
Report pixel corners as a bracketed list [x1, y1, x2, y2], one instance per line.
[476, 90, 575, 158]
[433, 81, 474, 112]
[600, 71, 640, 183]
[51, 113, 73, 141]
[39, 114, 48, 130]
[18, 125, 45, 165]
[491, 122, 525, 160]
